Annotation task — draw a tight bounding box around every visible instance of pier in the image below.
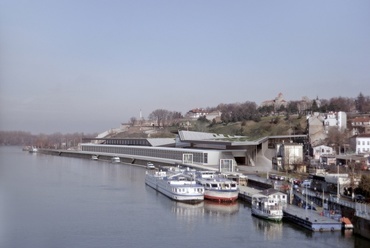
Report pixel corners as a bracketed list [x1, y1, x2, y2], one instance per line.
[238, 183, 343, 232]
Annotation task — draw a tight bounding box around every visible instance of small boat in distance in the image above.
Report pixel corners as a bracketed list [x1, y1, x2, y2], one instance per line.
[91, 155, 99, 160]
[29, 146, 38, 153]
[146, 162, 155, 169]
[251, 194, 283, 222]
[145, 170, 204, 203]
[340, 217, 353, 230]
[111, 156, 120, 163]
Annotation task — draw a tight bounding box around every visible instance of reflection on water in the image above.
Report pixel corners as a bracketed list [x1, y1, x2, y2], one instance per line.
[170, 200, 240, 219]
[145, 183, 240, 219]
[203, 201, 239, 216]
[252, 215, 283, 240]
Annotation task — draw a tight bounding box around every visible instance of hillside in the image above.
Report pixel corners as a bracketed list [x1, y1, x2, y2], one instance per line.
[112, 115, 307, 140]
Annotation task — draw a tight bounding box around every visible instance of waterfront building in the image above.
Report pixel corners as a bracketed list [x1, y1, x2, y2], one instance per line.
[273, 142, 304, 172]
[81, 130, 307, 172]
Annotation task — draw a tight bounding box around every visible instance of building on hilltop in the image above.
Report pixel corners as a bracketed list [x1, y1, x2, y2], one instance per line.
[185, 108, 222, 122]
[185, 108, 209, 119]
[260, 92, 287, 110]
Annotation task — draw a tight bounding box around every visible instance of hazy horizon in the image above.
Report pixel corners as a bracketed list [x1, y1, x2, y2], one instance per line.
[1, 1, 369, 134]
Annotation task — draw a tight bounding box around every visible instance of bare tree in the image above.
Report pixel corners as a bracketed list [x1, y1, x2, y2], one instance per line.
[129, 117, 137, 126]
[325, 127, 348, 154]
[356, 92, 370, 113]
[327, 97, 355, 112]
[148, 109, 170, 127]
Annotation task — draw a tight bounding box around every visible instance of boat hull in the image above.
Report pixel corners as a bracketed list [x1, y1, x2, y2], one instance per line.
[251, 208, 283, 222]
[204, 190, 239, 202]
[196, 175, 239, 203]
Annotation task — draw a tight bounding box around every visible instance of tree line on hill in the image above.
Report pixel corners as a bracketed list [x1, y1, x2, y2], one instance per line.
[140, 92, 370, 127]
[0, 131, 97, 148]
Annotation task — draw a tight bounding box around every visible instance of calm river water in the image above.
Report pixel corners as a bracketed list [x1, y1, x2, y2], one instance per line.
[0, 146, 369, 248]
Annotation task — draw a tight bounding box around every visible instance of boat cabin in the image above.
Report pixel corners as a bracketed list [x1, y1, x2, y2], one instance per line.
[261, 188, 288, 204]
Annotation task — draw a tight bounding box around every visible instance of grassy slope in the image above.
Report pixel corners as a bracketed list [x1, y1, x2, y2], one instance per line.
[209, 115, 307, 141]
[114, 115, 307, 140]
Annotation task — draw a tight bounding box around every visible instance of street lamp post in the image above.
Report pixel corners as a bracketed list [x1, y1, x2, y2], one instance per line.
[305, 184, 308, 217]
[337, 164, 340, 202]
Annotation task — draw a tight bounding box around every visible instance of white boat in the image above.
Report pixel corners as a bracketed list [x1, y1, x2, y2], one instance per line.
[146, 162, 155, 169]
[251, 194, 283, 222]
[29, 146, 38, 153]
[195, 171, 239, 202]
[91, 155, 99, 160]
[145, 170, 204, 203]
[111, 156, 120, 163]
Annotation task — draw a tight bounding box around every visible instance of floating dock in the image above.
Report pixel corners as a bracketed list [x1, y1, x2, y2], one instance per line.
[238, 185, 262, 202]
[283, 205, 342, 232]
[238, 185, 342, 232]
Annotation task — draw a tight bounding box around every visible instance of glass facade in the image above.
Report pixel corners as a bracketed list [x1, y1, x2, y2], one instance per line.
[81, 144, 206, 164]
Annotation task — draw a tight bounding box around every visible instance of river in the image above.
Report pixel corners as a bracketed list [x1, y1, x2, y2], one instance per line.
[0, 146, 368, 248]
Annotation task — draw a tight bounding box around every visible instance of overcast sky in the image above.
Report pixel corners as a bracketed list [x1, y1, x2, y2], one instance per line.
[1, 0, 369, 134]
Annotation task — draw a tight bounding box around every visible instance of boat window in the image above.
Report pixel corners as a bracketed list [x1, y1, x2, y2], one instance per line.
[211, 184, 218, 188]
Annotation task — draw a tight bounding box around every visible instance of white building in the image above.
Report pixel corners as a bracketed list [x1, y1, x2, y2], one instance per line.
[324, 111, 347, 132]
[186, 108, 209, 119]
[261, 188, 287, 204]
[356, 134, 370, 154]
[274, 142, 304, 171]
[313, 145, 334, 160]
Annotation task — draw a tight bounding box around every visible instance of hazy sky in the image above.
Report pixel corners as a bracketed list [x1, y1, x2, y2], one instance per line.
[1, 0, 369, 134]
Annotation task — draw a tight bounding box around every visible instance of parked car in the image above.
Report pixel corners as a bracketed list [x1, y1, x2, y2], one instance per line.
[301, 179, 311, 188]
[269, 174, 278, 180]
[279, 175, 286, 181]
[354, 194, 366, 203]
[289, 178, 301, 185]
[303, 204, 316, 211]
